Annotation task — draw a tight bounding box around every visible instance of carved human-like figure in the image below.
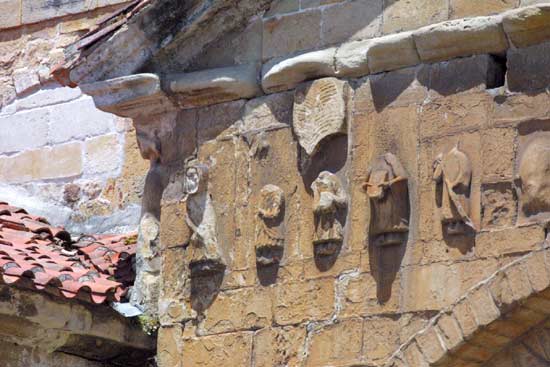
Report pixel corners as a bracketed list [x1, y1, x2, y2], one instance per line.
[518, 135, 550, 219]
[363, 153, 410, 247]
[433, 145, 475, 235]
[255, 185, 285, 267]
[184, 162, 225, 276]
[311, 171, 347, 256]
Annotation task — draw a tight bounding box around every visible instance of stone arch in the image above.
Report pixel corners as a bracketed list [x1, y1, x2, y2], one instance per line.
[384, 241, 550, 367]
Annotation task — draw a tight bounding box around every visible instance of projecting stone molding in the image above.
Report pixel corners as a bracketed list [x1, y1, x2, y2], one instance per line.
[68, 3, 550, 115]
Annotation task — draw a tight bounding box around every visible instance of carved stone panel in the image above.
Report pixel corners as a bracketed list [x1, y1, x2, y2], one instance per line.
[517, 133, 550, 223]
[184, 162, 225, 276]
[255, 184, 285, 267]
[311, 171, 347, 256]
[433, 145, 475, 235]
[364, 153, 409, 247]
[293, 77, 348, 156]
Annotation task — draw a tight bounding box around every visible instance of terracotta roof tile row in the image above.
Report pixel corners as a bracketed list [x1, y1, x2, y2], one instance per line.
[0, 202, 137, 305]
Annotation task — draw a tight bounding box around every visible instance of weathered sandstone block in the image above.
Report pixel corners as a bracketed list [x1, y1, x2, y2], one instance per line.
[0, 108, 49, 154]
[383, 0, 448, 33]
[413, 16, 508, 62]
[335, 39, 371, 77]
[507, 42, 550, 92]
[451, 0, 517, 19]
[306, 319, 363, 366]
[0, 142, 83, 183]
[84, 134, 120, 175]
[367, 32, 420, 74]
[262, 9, 322, 59]
[0, 0, 21, 29]
[503, 4, 550, 47]
[321, 0, 382, 46]
[181, 332, 253, 367]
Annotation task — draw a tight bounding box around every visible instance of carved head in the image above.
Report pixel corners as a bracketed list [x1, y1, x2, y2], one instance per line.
[136, 130, 161, 162]
[364, 153, 410, 247]
[433, 145, 474, 234]
[518, 136, 550, 217]
[258, 184, 285, 219]
[433, 146, 472, 191]
[312, 171, 339, 194]
[311, 171, 346, 214]
[365, 153, 407, 200]
[184, 163, 209, 195]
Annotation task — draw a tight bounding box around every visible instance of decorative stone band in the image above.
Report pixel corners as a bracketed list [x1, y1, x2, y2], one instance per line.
[384, 240, 550, 367]
[263, 3, 550, 92]
[73, 3, 550, 117]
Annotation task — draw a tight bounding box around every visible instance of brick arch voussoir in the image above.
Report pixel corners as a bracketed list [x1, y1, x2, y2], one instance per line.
[384, 242, 550, 367]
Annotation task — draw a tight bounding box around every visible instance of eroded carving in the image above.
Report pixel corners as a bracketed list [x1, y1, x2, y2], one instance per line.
[364, 153, 409, 247]
[293, 77, 348, 156]
[136, 127, 161, 162]
[518, 135, 550, 220]
[255, 185, 285, 267]
[433, 145, 475, 235]
[184, 162, 225, 276]
[311, 171, 347, 256]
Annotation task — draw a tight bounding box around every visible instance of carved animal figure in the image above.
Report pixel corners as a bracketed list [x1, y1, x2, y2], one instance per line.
[184, 162, 225, 275]
[311, 171, 347, 256]
[255, 184, 285, 266]
[364, 153, 409, 247]
[518, 135, 550, 218]
[433, 145, 474, 235]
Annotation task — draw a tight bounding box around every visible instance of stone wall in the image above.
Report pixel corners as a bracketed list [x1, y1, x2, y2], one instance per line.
[0, 1, 148, 233]
[155, 40, 550, 367]
[186, 0, 545, 73]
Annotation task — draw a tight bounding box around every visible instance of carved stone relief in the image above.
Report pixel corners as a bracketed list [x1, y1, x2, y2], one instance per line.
[433, 145, 475, 235]
[311, 171, 347, 256]
[184, 162, 225, 276]
[517, 134, 550, 221]
[255, 184, 285, 267]
[364, 153, 409, 247]
[293, 77, 348, 156]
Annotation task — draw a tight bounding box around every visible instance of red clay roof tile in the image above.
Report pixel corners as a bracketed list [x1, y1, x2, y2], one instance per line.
[0, 203, 137, 305]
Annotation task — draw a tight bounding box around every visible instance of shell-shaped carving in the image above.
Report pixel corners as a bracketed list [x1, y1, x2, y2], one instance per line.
[293, 77, 347, 155]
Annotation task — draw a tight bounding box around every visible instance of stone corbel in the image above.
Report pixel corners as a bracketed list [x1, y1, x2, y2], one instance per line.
[80, 64, 263, 116]
[163, 63, 263, 109]
[80, 73, 177, 119]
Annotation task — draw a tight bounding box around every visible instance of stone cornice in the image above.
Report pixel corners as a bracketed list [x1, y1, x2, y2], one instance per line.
[72, 4, 550, 118]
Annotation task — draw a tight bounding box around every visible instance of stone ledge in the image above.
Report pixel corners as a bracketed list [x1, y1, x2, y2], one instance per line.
[261, 48, 337, 93]
[260, 3, 550, 93]
[73, 3, 550, 116]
